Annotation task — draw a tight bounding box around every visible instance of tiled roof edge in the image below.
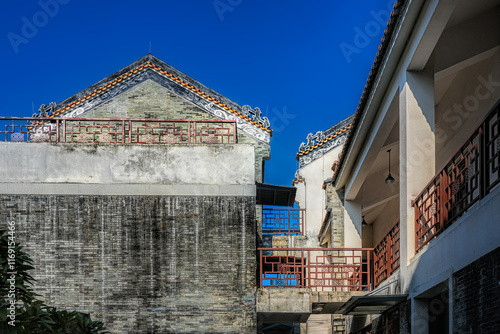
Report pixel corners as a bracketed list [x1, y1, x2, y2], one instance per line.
[296, 121, 353, 159]
[332, 0, 408, 183]
[35, 54, 272, 134]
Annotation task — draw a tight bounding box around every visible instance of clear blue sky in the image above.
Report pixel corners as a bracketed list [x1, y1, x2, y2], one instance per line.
[1, 0, 393, 186]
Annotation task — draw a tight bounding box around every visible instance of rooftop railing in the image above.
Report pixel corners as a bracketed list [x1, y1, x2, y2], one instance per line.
[262, 208, 305, 236]
[259, 248, 372, 291]
[413, 102, 499, 253]
[373, 219, 400, 288]
[0, 117, 238, 144]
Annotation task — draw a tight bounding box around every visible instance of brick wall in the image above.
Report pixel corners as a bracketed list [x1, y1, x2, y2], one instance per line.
[1, 195, 257, 334]
[399, 299, 411, 334]
[453, 246, 500, 334]
[328, 186, 344, 248]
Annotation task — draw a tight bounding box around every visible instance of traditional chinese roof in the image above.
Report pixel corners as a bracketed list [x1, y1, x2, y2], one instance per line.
[296, 115, 353, 159]
[33, 54, 272, 143]
[294, 114, 354, 171]
[332, 0, 406, 182]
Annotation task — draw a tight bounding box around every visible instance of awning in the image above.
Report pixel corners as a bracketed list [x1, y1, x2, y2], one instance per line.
[336, 295, 408, 315]
[256, 182, 297, 207]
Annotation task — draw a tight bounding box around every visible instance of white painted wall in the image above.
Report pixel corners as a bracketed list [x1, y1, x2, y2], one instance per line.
[0, 142, 255, 196]
[294, 144, 343, 246]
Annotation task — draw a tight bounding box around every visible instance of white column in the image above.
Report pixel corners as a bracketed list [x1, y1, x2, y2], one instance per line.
[344, 200, 362, 248]
[399, 70, 436, 291]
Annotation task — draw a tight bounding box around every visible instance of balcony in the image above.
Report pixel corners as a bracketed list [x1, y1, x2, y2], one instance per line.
[413, 102, 499, 253]
[0, 117, 237, 144]
[373, 220, 400, 288]
[259, 248, 372, 291]
[262, 208, 305, 236]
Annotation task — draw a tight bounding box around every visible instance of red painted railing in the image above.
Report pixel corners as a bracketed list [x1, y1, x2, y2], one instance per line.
[262, 208, 305, 236]
[373, 220, 400, 288]
[0, 117, 237, 144]
[259, 248, 373, 291]
[413, 102, 500, 253]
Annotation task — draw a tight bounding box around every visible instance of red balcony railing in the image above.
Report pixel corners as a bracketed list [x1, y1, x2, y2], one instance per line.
[413, 102, 500, 253]
[259, 248, 372, 291]
[262, 208, 305, 236]
[373, 220, 400, 288]
[0, 117, 238, 144]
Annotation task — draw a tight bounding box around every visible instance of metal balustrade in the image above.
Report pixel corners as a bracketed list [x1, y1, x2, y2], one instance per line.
[0, 117, 237, 144]
[262, 208, 305, 236]
[259, 248, 372, 291]
[413, 102, 500, 253]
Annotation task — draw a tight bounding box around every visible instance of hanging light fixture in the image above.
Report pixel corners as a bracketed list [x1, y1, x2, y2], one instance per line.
[385, 149, 395, 184]
[362, 216, 367, 226]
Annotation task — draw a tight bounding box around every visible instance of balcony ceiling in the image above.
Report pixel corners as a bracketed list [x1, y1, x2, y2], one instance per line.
[256, 183, 297, 207]
[446, 0, 500, 29]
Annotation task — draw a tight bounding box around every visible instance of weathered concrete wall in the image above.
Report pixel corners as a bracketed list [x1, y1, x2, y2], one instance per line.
[0, 142, 254, 186]
[1, 195, 256, 334]
[294, 144, 344, 249]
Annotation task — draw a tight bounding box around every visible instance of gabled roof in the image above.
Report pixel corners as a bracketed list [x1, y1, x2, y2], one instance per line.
[293, 115, 354, 179]
[34, 54, 272, 143]
[296, 114, 354, 159]
[332, 0, 407, 183]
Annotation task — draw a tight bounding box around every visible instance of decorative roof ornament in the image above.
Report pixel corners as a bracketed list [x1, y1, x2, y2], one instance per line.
[292, 169, 304, 186]
[316, 131, 326, 143]
[299, 130, 326, 152]
[34, 102, 56, 118]
[299, 142, 306, 152]
[241, 105, 270, 129]
[296, 115, 354, 168]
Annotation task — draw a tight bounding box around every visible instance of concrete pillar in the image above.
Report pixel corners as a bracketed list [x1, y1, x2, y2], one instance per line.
[344, 200, 362, 248]
[399, 70, 436, 290]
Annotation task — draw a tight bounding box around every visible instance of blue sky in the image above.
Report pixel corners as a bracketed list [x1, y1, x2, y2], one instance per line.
[1, 0, 393, 186]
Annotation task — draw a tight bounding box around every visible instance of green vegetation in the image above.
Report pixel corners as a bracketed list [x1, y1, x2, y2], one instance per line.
[0, 228, 109, 334]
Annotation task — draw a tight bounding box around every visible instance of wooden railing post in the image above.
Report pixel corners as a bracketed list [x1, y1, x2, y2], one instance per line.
[367, 249, 371, 291]
[259, 249, 263, 289]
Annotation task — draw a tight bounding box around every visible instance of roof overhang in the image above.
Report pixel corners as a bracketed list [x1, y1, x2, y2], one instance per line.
[334, 0, 421, 190]
[336, 294, 408, 315]
[256, 183, 297, 207]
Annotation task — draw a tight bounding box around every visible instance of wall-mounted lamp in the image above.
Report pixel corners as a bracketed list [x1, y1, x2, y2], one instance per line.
[362, 216, 367, 226]
[385, 149, 395, 184]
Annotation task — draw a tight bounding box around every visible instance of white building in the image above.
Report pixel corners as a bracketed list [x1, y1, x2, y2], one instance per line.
[331, 0, 500, 333]
[262, 0, 500, 333]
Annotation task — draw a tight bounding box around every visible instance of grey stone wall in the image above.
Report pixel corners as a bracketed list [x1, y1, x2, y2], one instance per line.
[453, 246, 500, 334]
[1, 195, 257, 334]
[327, 186, 344, 248]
